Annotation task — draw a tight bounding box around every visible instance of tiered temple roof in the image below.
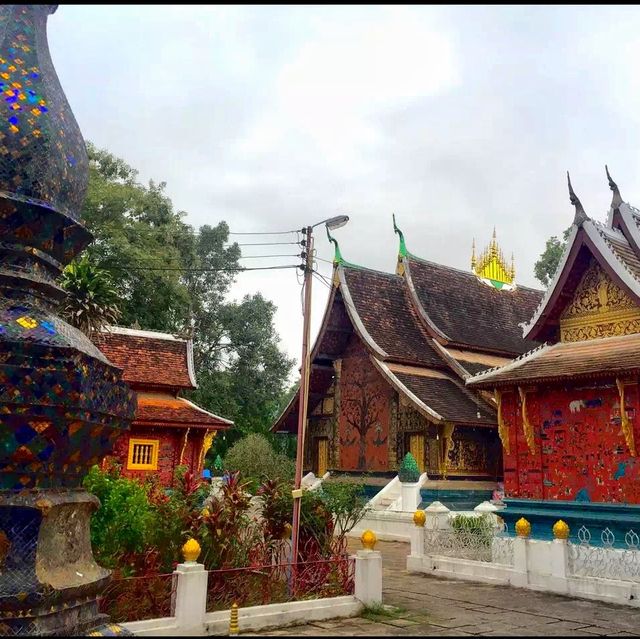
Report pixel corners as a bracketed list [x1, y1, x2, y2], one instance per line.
[273, 222, 543, 433]
[97, 326, 232, 430]
[468, 168, 640, 390]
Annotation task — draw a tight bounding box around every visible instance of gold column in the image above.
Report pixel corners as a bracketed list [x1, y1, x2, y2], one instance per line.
[440, 422, 455, 478]
[616, 378, 636, 457]
[494, 389, 510, 455]
[518, 387, 535, 455]
[331, 358, 342, 468]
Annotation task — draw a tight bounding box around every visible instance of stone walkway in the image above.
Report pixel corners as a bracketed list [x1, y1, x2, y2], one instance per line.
[249, 540, 640, 636]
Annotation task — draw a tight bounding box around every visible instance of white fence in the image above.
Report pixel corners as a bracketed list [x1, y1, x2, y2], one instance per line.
[408, 509, 640, 608]
[120, 546, 381, 636]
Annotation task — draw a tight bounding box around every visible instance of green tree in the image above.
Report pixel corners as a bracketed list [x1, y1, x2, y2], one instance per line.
[80, 142, 294, 437]
[60, 254, 121, 335]
[223, 433, 295, 491]
[533, 227, 571, 287]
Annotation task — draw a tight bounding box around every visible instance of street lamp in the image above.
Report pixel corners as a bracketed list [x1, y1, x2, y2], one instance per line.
[290, 214, 349, 568]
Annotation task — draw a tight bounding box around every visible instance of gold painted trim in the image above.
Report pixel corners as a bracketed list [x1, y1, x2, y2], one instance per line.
[198, 430, 216, 470]
[494, 389, 510, 455]
[518, 387, 536, 455]
[179, 427, 191, 466]
[616, 378, 636, 457]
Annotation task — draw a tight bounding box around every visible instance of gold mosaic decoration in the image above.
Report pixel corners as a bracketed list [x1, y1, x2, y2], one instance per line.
[615, 378, 636, 457]
[560, 260, 640, 342]
[518, 387, 536, 455]
[494, 389, 510, 455]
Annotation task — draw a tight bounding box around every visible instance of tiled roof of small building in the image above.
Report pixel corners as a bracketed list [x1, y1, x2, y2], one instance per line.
[404, 256, 543, 355]
[95, 326, 196, 390]
[135, 393, 232, 429]
[341, 266, 445, 367]
[466, 332, 640, 388]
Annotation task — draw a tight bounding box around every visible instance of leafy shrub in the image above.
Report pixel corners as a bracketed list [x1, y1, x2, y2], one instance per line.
[320, 479, 370, 539]
[223, 433, 294, 491]
[450, 514, 494, 546]
[84, 463, 157, 572]
[398, 452, 420, 483]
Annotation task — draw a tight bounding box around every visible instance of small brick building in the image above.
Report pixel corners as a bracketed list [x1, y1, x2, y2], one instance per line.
[95, 326, 233, 486]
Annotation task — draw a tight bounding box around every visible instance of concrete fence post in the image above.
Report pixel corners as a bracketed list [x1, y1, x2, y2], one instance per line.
[353, 548, 382, 606]
[409, 523, 425, 559]
[511, 537, 529, 588]
[548, 538, 569, 593]
[172, 561, 209, 633]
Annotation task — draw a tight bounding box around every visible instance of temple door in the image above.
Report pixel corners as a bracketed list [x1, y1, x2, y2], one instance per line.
[409, 433, 425, 473]
[317, 438, 329, 477]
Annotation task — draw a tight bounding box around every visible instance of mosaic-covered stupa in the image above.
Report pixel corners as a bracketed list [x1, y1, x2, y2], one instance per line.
[0, 5, 135, 635]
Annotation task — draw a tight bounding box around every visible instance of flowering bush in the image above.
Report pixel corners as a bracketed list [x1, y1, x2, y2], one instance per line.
[85, 465, 369, 576]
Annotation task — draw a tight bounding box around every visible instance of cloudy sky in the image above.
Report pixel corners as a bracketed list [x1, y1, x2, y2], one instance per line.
[49, 4, 640, 368]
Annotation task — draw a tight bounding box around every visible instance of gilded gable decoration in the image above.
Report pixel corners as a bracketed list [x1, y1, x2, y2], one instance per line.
[560, 259, 640, 342]
[472, 229, 516, 291]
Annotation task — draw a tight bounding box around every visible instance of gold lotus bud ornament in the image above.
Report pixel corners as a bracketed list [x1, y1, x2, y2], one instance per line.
[553, 520, 570, 540]
[182, 537, 201, 563]
[515, 517, 531, 538]
[413, 509, 426, 527]
[361, 529, 377, 550]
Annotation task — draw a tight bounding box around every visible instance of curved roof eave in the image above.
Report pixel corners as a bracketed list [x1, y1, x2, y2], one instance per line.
[401, 255, 451, 342]
[337, 265, 389, 359]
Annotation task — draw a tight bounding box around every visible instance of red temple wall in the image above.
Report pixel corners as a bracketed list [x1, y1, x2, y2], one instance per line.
[338, 338, 392, 472]
[501, 381, 640, 503]
[111, 426, 205, 487]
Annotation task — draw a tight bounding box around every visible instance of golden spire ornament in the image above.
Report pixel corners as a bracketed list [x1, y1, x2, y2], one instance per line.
[471, 228, 516, 291]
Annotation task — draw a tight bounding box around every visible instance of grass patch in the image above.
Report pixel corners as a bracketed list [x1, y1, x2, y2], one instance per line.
[361, 602, 408, 621]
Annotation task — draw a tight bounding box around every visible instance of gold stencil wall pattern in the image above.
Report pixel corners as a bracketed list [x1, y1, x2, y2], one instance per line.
[560, 259, 640, 342]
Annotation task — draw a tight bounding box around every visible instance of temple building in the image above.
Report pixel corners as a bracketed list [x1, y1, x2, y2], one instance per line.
[467, 170, 640, 506]
[95, 326, 233, 485]
[272, 220, 543, 482]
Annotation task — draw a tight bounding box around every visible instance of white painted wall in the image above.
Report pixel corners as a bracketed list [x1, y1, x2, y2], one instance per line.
[408, 524, 640, 608]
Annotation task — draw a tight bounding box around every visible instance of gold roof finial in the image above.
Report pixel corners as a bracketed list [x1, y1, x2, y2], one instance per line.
[472, 228, 515, 290]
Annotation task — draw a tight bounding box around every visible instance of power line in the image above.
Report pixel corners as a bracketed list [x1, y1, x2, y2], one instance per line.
[239, 254, 301, 259]
[101, 264, 301, 273]
[228, 229, 299, 236]
[225, 241, 301, 247]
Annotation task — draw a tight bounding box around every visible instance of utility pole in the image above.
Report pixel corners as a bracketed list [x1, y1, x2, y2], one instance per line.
[291, 224, 314, 569]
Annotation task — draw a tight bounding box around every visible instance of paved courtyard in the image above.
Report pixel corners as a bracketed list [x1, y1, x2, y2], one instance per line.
[249, 540, 640, 637]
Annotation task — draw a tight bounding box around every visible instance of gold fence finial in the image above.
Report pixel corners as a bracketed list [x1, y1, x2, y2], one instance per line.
[553, 520, 570, 540]
[182, 537, 201, 563]
[361, 529, 377, 550]
[413, 510, 426, 527]
[515, 517, 531, 538]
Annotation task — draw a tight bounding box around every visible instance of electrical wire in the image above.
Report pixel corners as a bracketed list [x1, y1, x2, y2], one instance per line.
[101, 264, 301, 273]
[311, 270, 332, 290]
[228, 229, 299, 236]
[224, 241, 301, 247]
[238, 254, 301, 259]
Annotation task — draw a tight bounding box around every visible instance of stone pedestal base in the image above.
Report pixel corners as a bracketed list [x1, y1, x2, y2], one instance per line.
[0, 489, 120, 636]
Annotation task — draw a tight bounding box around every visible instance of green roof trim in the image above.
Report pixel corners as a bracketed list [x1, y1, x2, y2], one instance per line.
[392, 213, 408, 258]
[326, 225, 345, 265]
